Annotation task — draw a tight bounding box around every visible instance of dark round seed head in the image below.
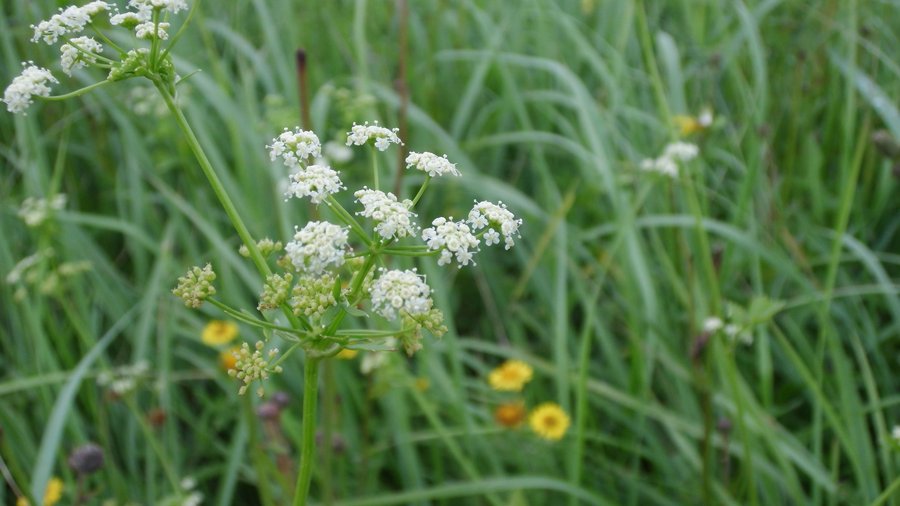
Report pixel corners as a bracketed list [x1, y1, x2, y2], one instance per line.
[68, 443, 105, 475]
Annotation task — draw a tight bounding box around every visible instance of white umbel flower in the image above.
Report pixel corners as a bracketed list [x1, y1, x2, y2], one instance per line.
[110, 10, 149, 26]
[284, 221, 349, 275]
[268, 128, 322, 168]
[641, 141, 699, 177]
[3, 63, 58, 114]
[354, 188, 417, 240]
[30, 3, 110, 44]
[135, 21, 170, 39]
[422, 217, 479, 267]
[467, 201, 522, 250]
[370, 269, 433, 320]
[405, 151, 461, 177]
[60, 36, 103, 76]
[18, 194, 67, 227]
[129, 0, 189, 13]
[702, 317, 724, 333]
[285, 164, 345, 204]
[346, 121, 402, 151]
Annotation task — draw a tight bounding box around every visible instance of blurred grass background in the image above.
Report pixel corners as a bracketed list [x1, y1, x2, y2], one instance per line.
[1, 0, 900, 504]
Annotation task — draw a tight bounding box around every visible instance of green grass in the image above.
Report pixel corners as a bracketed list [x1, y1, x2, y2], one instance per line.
[1, 0, 899, 504]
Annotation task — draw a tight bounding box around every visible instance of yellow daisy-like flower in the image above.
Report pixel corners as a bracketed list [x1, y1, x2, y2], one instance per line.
[336, 349, 358, 360]
[494, 401, 526, 428]
[17, 477, 64, 506]
[529, 403, 570, 441]
[202, 320, 238, 346]
[488, 360, 533, 392]
[219, 345, 241, 371]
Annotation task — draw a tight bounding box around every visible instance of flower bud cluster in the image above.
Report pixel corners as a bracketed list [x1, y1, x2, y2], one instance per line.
[258, 272, 293, 311]
[354, 188, 417, 240]
[228, 341, 282, 396]
[239, 238, 283, 258]
[290, 273, 337, 320]
[399, 308, 447, 355]
[172, 263, 216, 308]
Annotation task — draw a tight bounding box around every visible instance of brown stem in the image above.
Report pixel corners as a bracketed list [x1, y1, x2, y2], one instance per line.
[392, 0, 410, 197]
[296, 49, 312, 131]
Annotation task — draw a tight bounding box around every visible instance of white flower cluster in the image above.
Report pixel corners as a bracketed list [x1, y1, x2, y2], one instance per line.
[640, 141, 699, 177]
[405, 151, 460, 178]
[702, 316, 751, 345]
[284, 221, 349, 275]
[135, 21, 170, 40]
[129, 0, 189, 13]
[30, 2, 111, 44]
[467, 201, 522, 250]
[422, 217, 479, 267]
[285, 164, 345, 204]
[346, 121, 402, 151]
[268, 128, 322, 169]
[60, 36, 103, 76]
[2, 64, 58, 114]
[354, 188, 417, 240]
[370, 269, 434, 320]
[97, 360, 149, 396]
[18, 194, 67, 227]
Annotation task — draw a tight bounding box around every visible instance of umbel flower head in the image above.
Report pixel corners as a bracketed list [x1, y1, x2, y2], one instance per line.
[172, 263, 216, 308]
[529, 402, 570, 441]
[640, 141, 699, 177]
[488, 360, 533, 391]
[422, 217, 479, 267]
[346, 121, 402, 151]
[354, 188, 417, 240]
[467, 201, 523, 250]
[370, 268, 434, 320]
[290, 273, 337, 320]
[3, 63, 58, 114]
[285, 164, 345, 204]
[228, 341, 283, 396]
[268, 127, 322, 168]
[30, 2, 111, 44]
[405, 151, 461, 177]
[284, 221, 349, 275]
[60, 36, 103, 76]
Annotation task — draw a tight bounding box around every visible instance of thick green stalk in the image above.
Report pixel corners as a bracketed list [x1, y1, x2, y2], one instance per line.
[292, 358, 321, 506]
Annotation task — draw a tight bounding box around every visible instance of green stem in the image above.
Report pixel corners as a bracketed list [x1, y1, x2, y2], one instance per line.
[371, 147, 380, 190]
[410, 175, 431, 207]
[207, 298, 305, 337]
[325, 253, 378, 335]
[292, 358, 320, 506]
[153, 82, 307, 332]
[41, 80, 111, 101]
[90, 22, 126, 54]
[159, 0, 201, 62]
[325, 195, 372, 247]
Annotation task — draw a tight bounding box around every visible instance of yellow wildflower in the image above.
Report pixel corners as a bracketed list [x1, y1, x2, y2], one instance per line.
[202, 320, 238, 346]
[488, 360, 533, 392]
[494, 401, 526, 428]
[219, 345, 241, 371]
[336, 349, 358, 360]
[414, 377, 430, 392]
[17, 477, 64, 506]
[673, 108, 713, 137]
[529, 403, 570, 441]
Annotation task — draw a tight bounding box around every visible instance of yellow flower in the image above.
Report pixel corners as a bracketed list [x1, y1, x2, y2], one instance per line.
[336, 349, 358, 360]
[494, 401, 526, 428]
[488, 360, 533, 392]
[414, 377, 430, 392]
[673, 109, 714, 137]
[219, 345, 241, 371]
[529, 403, 570, 441]
[17, 477, 64, 506]
[202, 320, 238, 346]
